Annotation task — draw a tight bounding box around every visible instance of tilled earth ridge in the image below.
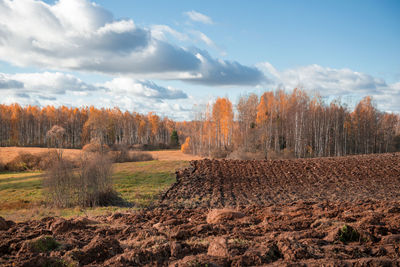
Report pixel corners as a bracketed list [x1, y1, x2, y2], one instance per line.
[1, 201, 400, 266]
[2, 153, 400, 266]
[161, 153, 400, 208]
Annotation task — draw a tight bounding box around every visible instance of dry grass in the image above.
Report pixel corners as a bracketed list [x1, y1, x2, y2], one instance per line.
[147, 150, 202, 161]
[0, 147, 81, 164]
[0, 147, 202, 165]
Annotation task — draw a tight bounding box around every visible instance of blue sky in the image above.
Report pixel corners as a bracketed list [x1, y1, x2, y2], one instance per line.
[0, 0, 399, 120]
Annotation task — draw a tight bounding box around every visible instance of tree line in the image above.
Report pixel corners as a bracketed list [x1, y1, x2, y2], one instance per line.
[0, 104, 176, 149]
[177, 89, 400, 158]
[1, 89, 399, 158]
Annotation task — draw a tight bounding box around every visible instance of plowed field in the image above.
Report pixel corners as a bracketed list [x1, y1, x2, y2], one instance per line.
[161, 153, 400, 208]
[1, 153, 400, 266]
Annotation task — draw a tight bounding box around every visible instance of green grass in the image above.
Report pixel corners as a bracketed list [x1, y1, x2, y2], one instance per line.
[27, 236, 60, 253]
[338, 224, 361, 243]
[0, 160, 189, 221]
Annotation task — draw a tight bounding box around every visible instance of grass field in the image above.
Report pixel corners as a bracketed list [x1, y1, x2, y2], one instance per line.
[0, 160, 190, 222]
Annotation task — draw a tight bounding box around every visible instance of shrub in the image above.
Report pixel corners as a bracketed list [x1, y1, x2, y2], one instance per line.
[82, 142, 110, 153]
[4, 150, 78, 172]
[37, 150, 61, 170]
[109, 148, 130, 163]
[44, 153, 118, 208]
[5, 152, 42, 171]
[43, 157, 76, 208]
[109, 148, 154, 163]
[76, 153, 117, 207]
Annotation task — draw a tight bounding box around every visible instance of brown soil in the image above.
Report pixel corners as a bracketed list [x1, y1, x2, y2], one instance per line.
[161, 153, 400, 208]
[1, 153, 400, 266]
[1, 201, 400, 266]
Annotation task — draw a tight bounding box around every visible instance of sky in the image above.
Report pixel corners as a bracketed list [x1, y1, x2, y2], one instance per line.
[0, 0, 399, 120]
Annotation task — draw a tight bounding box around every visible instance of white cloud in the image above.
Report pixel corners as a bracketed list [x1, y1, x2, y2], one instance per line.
[184, 10, 213, 24]
[100, 77, 188, 99]
[0, 0, 263, 86]
[0, 71, 192, 120]
[150, 25, 188, 42]
[0, 72, 98, 101]
[258, 62, 400, 112]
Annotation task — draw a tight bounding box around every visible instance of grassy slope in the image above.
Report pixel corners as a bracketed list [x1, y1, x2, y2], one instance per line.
[0, 160, 189, 221]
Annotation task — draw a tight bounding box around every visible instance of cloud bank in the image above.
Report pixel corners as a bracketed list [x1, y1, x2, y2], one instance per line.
[0, 0, 264, 86]
[259, 62, 400, 113]
[0, 72, 191, 120]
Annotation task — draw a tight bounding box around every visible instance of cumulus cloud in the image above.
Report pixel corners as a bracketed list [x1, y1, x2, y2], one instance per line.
[189, 51, 265, 86]
[258, 62, 400, 112]
[0, 0, 263, 86]
[0, 71, 192, 119]
[100, 77, 188, 99]
[12, 72, 99, 94]
[184, 10, 213, 24]
[0, 72, 187, 100]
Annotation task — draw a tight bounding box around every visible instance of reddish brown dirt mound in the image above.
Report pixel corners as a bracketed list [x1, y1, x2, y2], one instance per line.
[161, 153, 400, 208]
[1, 201, 400, 266]
[206, 209, 245, 224]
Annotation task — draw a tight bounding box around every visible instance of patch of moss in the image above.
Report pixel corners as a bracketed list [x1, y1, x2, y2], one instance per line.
[28, 235, 60, 253]
[338, 225, 360, 243]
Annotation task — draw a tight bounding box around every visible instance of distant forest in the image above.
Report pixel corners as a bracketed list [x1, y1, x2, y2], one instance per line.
[177, 89, 400, 158]
[0, 104, 176, 149]
[1, 88, 399, 158]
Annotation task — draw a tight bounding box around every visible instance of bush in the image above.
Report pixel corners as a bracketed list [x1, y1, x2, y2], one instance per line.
[5, 152, 41, 171]
[44, 153, 118, 208]
[109, 148, 154, 163]
[4, 150, 77, 172]
[77, 153, 117, 207]
[44, 157, 76, 208]
[37, 150, 61, 170]
[82, 142, 110, 153]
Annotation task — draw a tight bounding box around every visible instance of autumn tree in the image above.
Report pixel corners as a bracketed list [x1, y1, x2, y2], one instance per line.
[212, 97, 233, 151]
